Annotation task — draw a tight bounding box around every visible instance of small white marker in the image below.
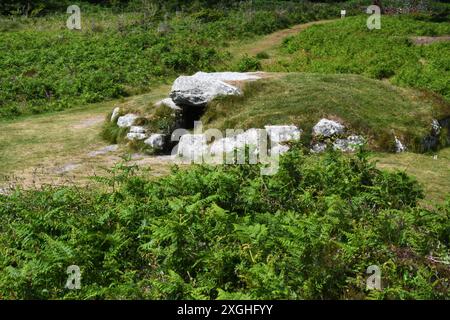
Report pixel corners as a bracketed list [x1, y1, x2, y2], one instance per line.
[341, 10, 346, 18]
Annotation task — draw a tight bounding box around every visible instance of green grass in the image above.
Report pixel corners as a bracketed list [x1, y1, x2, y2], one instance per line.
[0, 101, 112, 174]
[266, 15, 450, 101]
[0, 85, 170, 180]
[375, 147, 450, 203]
[201, 73, 450, 152]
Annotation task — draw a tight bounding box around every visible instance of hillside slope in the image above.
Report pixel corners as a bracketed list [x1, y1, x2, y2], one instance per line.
[264, 15, 450, 101]
[202, 73, 450, 152]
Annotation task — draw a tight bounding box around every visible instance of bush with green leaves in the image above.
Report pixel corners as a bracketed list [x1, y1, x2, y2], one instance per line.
[237, 55, 262, 72]
[0, 148, 448, 299]
[255, 51, 270, 60]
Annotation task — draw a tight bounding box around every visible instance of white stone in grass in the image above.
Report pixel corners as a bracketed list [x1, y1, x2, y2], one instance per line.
[111, 107, 120, 122]
[117, 114, 139, 128]
[129, 126, 146, 134]
[210, 129, 265, 157]
[127, 133, 147, 141]
[154, 98, 182, 111]
[313, 119, 345, 138]
[126, 126, 148, 141]
[394, 136, 407, 153]
[311, 142, 328, 153]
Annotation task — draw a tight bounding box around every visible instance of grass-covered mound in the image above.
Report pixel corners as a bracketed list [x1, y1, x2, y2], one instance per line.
[202, 73, 450, 152]
[267, 15, 450, 101]
[0, 148, 448, 299]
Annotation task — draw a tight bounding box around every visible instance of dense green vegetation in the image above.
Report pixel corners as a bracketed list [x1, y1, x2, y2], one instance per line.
[0, 1, 365, 16]
[269, 15, 450, 101]
[1, 1, 449, 301]
[0, 1, 352, 118]
[0, 149, 448, 299]
[2, 2, 449, 117]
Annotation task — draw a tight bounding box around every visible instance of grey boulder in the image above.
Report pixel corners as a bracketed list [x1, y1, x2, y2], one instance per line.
[144, 134, 166, 150]
[209, 129, 265, 158]
[154, 98, 182, 111]
[170, 75, 241, 107]
[313, 119, 345, 138]
[117, 114, 139, 128]
[310, 142, 328, 153]
[126, 126, 148, 141]
[394, 136, 407, 153]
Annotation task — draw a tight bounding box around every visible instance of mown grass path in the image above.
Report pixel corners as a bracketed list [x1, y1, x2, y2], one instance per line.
[0, 86, 173, 189]
[227, 19, 338, 66]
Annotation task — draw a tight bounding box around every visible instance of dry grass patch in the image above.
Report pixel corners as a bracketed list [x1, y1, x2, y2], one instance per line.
[375, 147, 450, 203]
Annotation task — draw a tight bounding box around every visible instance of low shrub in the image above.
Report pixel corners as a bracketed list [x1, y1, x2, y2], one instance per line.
[101, 115, 128, 144]
[0, 148, 448, 299]
[236, 55, 262, 72]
